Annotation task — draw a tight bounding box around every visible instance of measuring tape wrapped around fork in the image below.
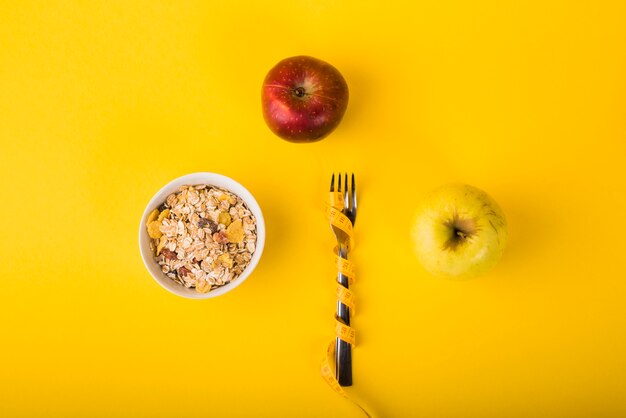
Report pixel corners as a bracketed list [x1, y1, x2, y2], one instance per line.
[321, 174, 371, 418]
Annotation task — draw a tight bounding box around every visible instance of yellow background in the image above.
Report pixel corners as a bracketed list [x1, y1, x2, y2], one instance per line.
[1, 1, 625, 417]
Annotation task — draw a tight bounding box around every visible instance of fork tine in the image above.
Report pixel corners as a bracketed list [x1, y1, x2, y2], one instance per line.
[343, 173, 349, 209]
[330, 173, 335, 192]
[351, 173, 357, 213]
[338, 172, 342, 193]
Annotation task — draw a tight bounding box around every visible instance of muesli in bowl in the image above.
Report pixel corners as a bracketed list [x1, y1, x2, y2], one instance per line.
[145, 184, 257, 294]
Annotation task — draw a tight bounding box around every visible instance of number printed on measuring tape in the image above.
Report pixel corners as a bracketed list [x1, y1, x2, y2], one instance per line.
[335, 255, 355, 280]
[336, 285, 355, 312]
[335, 320, 356, 346]
[329, 191, 344, 210]
[326, 206, 353, 236]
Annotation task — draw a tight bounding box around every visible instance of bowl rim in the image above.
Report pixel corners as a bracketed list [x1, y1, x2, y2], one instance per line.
[138, 172, 265, 299]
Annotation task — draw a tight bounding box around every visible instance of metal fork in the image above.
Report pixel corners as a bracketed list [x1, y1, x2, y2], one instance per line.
[330, 173, 357, 386]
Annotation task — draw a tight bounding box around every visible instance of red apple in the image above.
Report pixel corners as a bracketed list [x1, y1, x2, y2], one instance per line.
[262, 56, 349, 143]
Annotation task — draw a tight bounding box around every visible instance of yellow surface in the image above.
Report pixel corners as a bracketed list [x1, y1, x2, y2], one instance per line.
[1, 1, 625, 417]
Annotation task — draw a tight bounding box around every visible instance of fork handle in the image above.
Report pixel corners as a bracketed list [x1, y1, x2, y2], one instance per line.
[336, 304, 353, 386]
[336, 247, 353, 386]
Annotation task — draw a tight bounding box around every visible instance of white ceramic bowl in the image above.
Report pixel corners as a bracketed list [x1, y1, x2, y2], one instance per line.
[139, 172, 265, 299]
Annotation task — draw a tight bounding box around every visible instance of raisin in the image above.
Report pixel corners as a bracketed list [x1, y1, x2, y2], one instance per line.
[178, 267, 190, 277]
[199, 218, 218, 232]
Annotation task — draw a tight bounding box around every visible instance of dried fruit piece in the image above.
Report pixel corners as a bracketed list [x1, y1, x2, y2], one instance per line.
[217, 253, 233, 269]
[213, 231, 229, 244]
[157, 209, 170, 222]
[147, 221, 163, 239]
[199, 217, 218, 232]
[146, 209, 159, 225]
[196, 278, 211, 293]
[226, 219, 244, 243]
[161, 248, 177, 261]
[178, 267, 190, 277]
[218, 211, 231, 227]
[156, 235, 167, 255]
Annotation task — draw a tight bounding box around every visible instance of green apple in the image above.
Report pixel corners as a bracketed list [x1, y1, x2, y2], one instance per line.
[411, 184, 508, 280]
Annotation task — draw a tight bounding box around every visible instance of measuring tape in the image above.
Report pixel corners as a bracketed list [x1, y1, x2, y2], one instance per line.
[321, 192, 372, 418]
